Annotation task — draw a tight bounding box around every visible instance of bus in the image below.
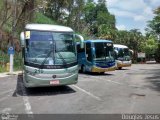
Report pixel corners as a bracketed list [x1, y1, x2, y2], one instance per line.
[20, 24, 84, 87]
[114, 44, 132, 70]
[77, 40, 115, 73]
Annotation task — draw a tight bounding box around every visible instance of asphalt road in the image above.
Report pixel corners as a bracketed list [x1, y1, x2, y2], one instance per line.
[0, 64, 160, 114]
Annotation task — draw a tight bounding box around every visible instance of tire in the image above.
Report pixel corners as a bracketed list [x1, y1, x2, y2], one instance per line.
[118, 67, 122, 70]
[82, 65, 86, 73]
[100, 72, 105, 75]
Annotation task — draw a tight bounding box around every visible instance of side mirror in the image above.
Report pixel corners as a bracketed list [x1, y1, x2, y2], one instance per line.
[129, 49, 134, 59]
[114, 49, 118, 59]
[20, 32, 25, 47]
[75, 34, 84, 48]
[92, 47, 95, 58]
[129, 49, 134, 57]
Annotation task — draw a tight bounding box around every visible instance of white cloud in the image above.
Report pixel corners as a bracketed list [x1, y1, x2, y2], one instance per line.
[109, 8, 134, 18]
[116, 25, 126, 30]
[144, 7, 153, 16]
[94, 0, 159, 33]
[148, 0, 160, 7]
[109, 8, 147, 22]
[134, 15, 146, 22]
[106, 0, 118, 7]
[107, 0, 147, 11]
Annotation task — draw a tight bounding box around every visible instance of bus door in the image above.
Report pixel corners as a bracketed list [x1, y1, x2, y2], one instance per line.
[85, 42, 93, 71]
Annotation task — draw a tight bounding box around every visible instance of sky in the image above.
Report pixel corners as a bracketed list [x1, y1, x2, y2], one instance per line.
[95, 0, 160, 34]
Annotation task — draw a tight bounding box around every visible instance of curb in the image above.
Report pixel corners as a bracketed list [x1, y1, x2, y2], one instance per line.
[0, 71, 22, 78]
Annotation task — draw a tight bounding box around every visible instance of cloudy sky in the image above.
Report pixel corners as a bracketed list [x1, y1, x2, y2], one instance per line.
[95, 0, 160, 34]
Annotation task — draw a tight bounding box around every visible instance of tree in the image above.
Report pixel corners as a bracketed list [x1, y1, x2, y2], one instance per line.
[146, 6, 160, 62]
[45, 0, 69, 22]
[142, 36, 158, 60]
[83, 0, 116, 37]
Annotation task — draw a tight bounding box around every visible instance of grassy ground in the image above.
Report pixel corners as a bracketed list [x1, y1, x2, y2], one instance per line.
[0, 52, 22, 73]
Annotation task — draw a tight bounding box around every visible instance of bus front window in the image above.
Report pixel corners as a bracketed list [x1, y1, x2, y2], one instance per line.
[25, 31, 76, 67]
[94, 43, 106, 61]
[117, 48, 131, 61]
[94, 42, 114, 62]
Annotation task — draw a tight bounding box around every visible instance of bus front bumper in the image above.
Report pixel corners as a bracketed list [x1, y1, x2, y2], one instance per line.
[23, 73, 78, 88]
[91, 66, 116, 73]
[117, 60, 132, 68]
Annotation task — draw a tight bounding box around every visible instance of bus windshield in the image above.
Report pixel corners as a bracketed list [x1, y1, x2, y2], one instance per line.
[118, 48, 130, 57]
[25, 31, 76, 66]
[94, 42, 114, 62]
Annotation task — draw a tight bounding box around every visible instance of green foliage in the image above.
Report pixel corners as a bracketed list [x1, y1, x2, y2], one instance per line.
[83, 0, 116, 38]
[84, 2, 96, 25]
[143, 36, 158, 59]
[33, 12, 56, 24]
[155, 43, 160, 62]
[146, 6, 160, 62]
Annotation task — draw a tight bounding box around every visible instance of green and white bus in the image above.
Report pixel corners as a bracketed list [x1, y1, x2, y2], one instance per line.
[20, 24, 84, 87]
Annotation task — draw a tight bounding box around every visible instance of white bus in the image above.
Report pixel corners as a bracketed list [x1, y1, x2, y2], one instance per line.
[20, 24, 84, 87]
[114, 44, 132, 70]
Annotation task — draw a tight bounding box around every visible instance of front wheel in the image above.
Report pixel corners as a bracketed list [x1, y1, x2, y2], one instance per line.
[118, 67, 122, 70]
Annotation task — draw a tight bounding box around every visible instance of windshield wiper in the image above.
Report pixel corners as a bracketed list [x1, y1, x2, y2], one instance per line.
[39, 50, 53, 69]
[56, 51, 67, 68]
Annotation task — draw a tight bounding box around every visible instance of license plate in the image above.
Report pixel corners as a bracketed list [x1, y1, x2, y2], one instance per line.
[50, 80, 60, 85]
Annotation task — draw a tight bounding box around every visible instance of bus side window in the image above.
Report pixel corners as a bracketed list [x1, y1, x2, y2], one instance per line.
[86, 43, 92, 62]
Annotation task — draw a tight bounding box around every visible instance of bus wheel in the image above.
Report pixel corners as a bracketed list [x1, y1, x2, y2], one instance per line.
[100, 72, 105, 75]
[118, 67, 122, 70]
[82, 65, 86, 73]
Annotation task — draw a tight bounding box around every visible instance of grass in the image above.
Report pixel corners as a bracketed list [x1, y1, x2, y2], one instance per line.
[33, 12, 56, 25]
[0, 52, 22, 73]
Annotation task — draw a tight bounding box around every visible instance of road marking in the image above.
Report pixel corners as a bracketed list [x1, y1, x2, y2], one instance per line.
[72, 85, 101, 101]
[19, 82, 33, 115]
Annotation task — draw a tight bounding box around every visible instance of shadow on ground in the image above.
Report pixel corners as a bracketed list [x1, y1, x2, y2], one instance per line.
[116, 68, 130, 71]
[79, 72, 115, 76]
[12, 74, 76, 97]
[144, 69, 160, 92]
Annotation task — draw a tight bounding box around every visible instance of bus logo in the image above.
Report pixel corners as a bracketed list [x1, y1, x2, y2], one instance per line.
[52, 75, 56, 78]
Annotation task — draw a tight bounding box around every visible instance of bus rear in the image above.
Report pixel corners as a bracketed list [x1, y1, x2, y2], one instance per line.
[20, 24, 84, 87]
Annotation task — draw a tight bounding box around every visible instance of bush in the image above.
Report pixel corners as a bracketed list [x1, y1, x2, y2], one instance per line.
[155, 43, 160, 63]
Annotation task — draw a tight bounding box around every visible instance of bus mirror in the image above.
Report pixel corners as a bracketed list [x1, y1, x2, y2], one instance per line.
[114, 50, 118, 59]
[114, 49, 118, 55]
[129, 49, 134, 57]
[92, 47, 96, 58]
[75, 34, 84, 48]
[20, 32, 25, 47]
[92, 47, 95, 53]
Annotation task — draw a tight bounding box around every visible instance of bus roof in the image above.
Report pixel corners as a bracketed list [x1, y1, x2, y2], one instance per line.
[84, 39, 113, 43]
[25, 24, 74, 32]
[114, 44, 128, 48]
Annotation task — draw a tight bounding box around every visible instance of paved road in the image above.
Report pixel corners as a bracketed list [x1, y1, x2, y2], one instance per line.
[0, 64, 160, 114]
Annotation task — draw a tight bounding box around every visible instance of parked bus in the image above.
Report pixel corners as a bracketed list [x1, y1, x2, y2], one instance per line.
[20, 24, 84, 87]
[77, 40, 115, 73]
[114, 44, 132, 70]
